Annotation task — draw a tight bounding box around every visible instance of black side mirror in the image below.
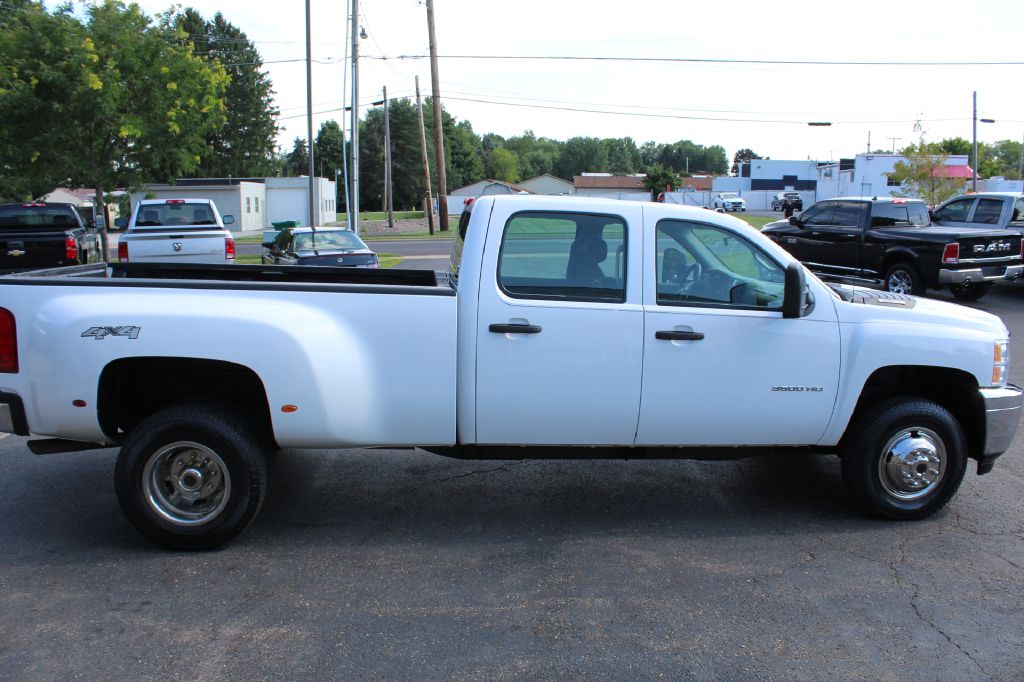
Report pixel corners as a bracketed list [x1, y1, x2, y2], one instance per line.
[783, 261, 806, 319]
[788, 216, 802, 227]
[261, 241, 274, 248]
[114, 217, 128, 229]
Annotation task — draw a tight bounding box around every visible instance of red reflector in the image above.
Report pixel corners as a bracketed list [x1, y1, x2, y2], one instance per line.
[0, 307, 17, 373]
[464, 197, 474, 206]
[72, 400, 87, 408]
[65, 236, 78, 261]
[118, 240, 128, 262]
[165, 199, 186, 204]
[942, 242, 959, 264]
[225, 237, 236, 260]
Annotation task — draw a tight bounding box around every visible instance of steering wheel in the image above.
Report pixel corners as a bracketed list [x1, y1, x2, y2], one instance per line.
[688, 267, 736, 301]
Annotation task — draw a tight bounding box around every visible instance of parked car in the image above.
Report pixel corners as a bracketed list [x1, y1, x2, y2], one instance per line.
[712, 193, 746, 212]
[771, 192, 804, 211]
[930, 192, 1024, 233]
[1, 195, 1021, 549]
[762, 196, 1023, 300]
[116, 199, 235, 264]
[261, 227, 379, 267]
[0, 202, 101, 271]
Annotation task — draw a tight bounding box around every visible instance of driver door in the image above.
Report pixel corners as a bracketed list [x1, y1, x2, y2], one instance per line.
[637, 218, 840, 446]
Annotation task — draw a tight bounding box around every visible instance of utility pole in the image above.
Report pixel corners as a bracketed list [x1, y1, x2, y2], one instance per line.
[866, 131, 871, 154]
[425, 0, 448, 231]
[350, 0, 361, 234]
[383, 86, 394, 229]
[888, 137, 901, 154]
[416, 76, 435, 235]
[305, 0, 316, 227]
[972, 91, 978, 192]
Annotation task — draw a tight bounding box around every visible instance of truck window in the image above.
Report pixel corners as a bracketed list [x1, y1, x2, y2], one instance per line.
[497, 211, 627, 303]
[972, 199, 1003, 225]
[0, 205, 78, 228]
[831, 201, 867, 227]
[870, 202, 926, 228]
[1011, 199, 1024, 228]
[655, 220, 784, 310]
[134, 202, 216, 227]
[933, 198, 973, 222]
[798, 202, 835, 226]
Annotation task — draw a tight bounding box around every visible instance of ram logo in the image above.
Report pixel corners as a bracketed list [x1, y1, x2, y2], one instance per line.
[974, 242, 1012, 253]
[173, 242, 183, 252]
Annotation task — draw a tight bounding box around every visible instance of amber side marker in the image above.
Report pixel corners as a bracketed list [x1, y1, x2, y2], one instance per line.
[281, 405, 299, 413]
[72, 400, 87, 408]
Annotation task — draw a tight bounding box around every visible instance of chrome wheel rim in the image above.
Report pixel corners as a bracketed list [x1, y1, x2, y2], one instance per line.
[142, 441, 231, 526]
[887, 269, 914, 294]
[877, 427, 946, 501]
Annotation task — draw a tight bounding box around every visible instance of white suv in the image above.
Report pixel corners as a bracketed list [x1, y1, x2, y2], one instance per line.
[713, 193, 746, 212]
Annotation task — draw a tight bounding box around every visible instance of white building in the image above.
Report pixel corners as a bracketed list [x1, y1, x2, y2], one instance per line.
[135, 176, 337, 232]
[573, 174, 651, 201]
[816, 154, 971, 200]
[518, 174, 574, 195]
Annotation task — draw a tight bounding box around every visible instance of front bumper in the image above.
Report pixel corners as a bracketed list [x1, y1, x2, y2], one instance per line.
[0, 391, 29, 436]
[938, 264, 1024, 285]
[976, 384, 1023, 473]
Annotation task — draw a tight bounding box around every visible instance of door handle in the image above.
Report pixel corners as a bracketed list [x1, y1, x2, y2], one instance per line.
[489, 323, 542, 334]
[655, 330, 704, 341]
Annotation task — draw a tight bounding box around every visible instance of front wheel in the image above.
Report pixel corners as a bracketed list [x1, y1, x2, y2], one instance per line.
[949, 281, 992, 301]
[841, 398, 967, 520]
[884, 262, 925, 295]
[115, 402, 271, 550]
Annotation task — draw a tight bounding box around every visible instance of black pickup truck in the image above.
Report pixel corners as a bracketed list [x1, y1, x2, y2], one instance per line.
[762, 196, 1023, 300]
[0, 202, 102, 272]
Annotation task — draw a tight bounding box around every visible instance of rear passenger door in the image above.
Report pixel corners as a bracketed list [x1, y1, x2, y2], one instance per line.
[474, 204, 644, 445]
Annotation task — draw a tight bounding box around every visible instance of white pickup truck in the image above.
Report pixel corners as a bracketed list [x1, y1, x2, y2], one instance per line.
[115, 198, 236, 264]
[0, 195, 1020, 549]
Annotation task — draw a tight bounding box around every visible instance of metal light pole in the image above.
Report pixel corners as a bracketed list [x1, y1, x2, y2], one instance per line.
[350, 0, 361, 234]
[972, 91, 978, 192]
[305, 0, 316, 227]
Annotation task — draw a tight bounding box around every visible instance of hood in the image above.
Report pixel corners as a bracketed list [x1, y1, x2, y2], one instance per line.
[832, 284, 1007, 337]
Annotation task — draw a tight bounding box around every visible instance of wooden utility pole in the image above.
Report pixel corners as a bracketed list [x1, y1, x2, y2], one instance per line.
[350, 0, 361, 234]
[383, 86, 394, 228]
[425, 0, 448, 231]
[415, 76, 435, 235]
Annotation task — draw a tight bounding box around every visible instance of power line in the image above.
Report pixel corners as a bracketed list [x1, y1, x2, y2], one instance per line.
[363, 53, 1024, 67]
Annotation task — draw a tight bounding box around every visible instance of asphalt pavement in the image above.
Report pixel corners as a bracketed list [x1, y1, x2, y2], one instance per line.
[1, 283, 1023, 679]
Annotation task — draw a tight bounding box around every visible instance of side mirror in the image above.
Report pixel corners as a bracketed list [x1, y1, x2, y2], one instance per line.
[114, 217, 128, 229]
[788, 216, 802, 227]
[261, 241, 274, 249]
[783, 261, 807, 319]
[222, 215, 235, 225]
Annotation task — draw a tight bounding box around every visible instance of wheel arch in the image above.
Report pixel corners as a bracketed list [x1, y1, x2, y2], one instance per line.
[840, 365, 984, 460]
[97, 357, 274, 446]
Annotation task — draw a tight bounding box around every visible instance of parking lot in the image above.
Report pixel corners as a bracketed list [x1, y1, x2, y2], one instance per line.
[1, 284, 1023, 680]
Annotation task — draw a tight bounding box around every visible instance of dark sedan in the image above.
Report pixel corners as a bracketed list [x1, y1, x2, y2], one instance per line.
[262, 227, 379, 268]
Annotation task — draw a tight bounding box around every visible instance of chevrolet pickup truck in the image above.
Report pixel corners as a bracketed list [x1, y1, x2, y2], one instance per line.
[763, 196, 1024, 300]
[1, 195, 1020, 549]
[0, 202, 102, 272]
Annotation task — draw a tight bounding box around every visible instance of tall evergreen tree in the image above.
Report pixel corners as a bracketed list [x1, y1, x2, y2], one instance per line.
[175, 8, 278, 177]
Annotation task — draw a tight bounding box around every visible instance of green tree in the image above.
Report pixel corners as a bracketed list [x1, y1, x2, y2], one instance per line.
[605, 137, 640, 175]
[314, 120, 345, 177]
[644, 163, 681, 196]
[890, 136, 960, 206]
[555, 137, 609, 179]
[0, 1, 228, 256]
[175, 8, 278, 177]
[485, 147, 520, 182]
[505, 130, 561, 180]
[731, 148, 761, 176]
[282, 137, 308, 177]
[359, 98, 425, 211]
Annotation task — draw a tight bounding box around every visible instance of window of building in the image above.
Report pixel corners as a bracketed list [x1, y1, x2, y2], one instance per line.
[246, 197, 251, 214]
[885, 174, 902, 187]
[255, 197, 260, 213]
[497, 212, 627, 303]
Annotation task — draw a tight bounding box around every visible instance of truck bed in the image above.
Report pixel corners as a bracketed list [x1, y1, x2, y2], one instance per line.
[1, 262, 452, 293]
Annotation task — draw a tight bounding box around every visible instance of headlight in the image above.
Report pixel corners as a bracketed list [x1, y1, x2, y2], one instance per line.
[992, 339, 1009, 386]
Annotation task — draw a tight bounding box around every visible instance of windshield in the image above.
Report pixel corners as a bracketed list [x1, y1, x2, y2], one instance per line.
[0, 204, 79, 228]
[293, 230, 365, 251]
[720, 194, 739, 199]
[134, 202, 217, 227]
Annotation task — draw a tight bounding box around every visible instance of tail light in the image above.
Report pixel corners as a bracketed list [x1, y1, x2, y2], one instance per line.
[65, 236, 79, 261]
[0, 307, 17, 373]
[225, 237, 236, 260]
[118, 240, 128, 262]
[941, 242, 959, 264]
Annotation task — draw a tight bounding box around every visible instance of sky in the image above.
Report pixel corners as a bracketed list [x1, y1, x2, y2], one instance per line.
[128, 0, 1024, 170]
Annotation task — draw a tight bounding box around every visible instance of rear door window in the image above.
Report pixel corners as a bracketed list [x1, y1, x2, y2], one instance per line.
[971, 199, 1003, 225]
[1011, 199, 1024, 228]
[831, 201, 866, 227]
[497, 212, 627, 303]
[870, 202, 927, 227]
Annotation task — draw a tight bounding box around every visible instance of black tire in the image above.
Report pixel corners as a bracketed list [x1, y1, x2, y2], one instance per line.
[841, 397, 967, 520]
[949, 281, 992, 301]
[114, 402, 270, 550]
[884, 261, 925, 295]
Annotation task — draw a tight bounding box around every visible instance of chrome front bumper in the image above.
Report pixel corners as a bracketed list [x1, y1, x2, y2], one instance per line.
[938, 264, 1024, 285]
[980, 384, 1023, 456]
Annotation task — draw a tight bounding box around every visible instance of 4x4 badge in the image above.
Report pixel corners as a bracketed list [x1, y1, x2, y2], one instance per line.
[81, 326, 141, 340]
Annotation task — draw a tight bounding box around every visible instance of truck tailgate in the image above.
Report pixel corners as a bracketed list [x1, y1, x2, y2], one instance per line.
[0, 228, 73, 270]
[120, 229, 228, 264]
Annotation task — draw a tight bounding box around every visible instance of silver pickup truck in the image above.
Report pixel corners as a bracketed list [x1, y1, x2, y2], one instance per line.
[931, 192, 1024, 233]
[116, 198, 236, 264]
